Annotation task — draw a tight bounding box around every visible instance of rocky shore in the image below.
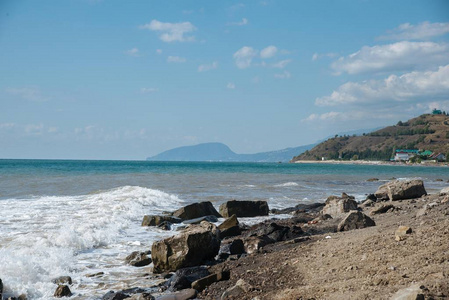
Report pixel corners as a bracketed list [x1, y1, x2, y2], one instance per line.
[2, 180, 449, 299]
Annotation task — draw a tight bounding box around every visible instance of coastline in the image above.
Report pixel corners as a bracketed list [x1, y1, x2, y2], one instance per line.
[293, 159, 449, 167]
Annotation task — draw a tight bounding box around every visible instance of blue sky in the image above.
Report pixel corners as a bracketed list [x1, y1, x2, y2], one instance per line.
[1, 0, 449, 159]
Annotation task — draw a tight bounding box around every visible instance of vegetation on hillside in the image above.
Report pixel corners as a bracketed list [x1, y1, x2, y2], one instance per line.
[292, 114, 449, 162]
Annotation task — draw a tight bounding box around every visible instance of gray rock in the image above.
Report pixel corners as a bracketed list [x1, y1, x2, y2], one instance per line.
[370, 204, 395, 215]
[54, 285, 72, 298]
[151, 221, 220, 273]
[229, 239, 245, 255]
[391, 284, 425, 300]
[125, 251, 152, 267]
[182, 215, 218, 225]
[337, 211, 376, 231]
[172, 202, 221, 220]
[221, 279, 252, 299]
[165, 266, 209, 292]
[142, 216, 181, 227]
[191, 271, 230, 292]
[218, 215, 241, 239]
[439, 186, 449, 195]
[103, 288, 151, 300]
[0, 278, 3, 299]
[155, 289, 197, 300]
[157, 221, 173, 231]
[322, 193, 358, 218]
[376, 179, 427, 201]
[219, 200, 269, 218]
[52, 276, 72, 285]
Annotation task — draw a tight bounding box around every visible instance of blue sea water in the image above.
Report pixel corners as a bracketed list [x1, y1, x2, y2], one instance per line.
[0, 159, 448, 299]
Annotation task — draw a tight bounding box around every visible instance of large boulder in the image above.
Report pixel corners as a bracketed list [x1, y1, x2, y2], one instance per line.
[172, 202, 221, 220]
[151, 221, 221, 273]
[337, 211, 376, 231]
[375, 179, 427, 201]
[142, 215, 181, 227]
[54, 285, 72, 298]
[218, 215, 241, 239]
[322, 193, 358, 218]
[219, 200, 269, 218]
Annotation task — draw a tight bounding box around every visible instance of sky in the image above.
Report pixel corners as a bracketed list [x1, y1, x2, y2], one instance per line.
[1, 0, 449, 160]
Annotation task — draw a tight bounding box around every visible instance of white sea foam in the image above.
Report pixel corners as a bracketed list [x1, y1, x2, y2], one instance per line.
[0, 186, 184, 299]
[274, 182, 299, 187]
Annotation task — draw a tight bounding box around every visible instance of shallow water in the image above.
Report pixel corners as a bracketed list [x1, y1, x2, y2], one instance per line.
[0, 160, 447, 298]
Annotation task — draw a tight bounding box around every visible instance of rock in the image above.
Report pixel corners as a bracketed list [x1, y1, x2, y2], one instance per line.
[218, 215, 241, 239]
[395, 226, 412, 241]
[219, 200, 269, 218]
[6, 295, 27, 300]
[367, 178, 379, 182]
[370, 204, 395, 215]
[391, 283, 425, 300]
[366, 194, 377, 201]
[54, 285, 72, 297]
[220, 279, 252, 299]
[182, 215, 218, 225]
[142, 215, 182, 227]
[244, 221, 296, 243]
[243, 236, 270, 254]
[172, 202, 221, 221]
[440, 187, 449, 195]
[158, 221, 173, 230]
[103, 291, 129, 300]
[86, 272, 104, 278]
[360, 199, 375, 209]
[322, 193, 358, 218]
[376, 179, 427, 201]
[0, 278, 3, 299]
[151, 221, 220, 273]
[271, 202, 324, 214]
[156, 289, 197, 300]
[229, 239, 245, 255]
[52, 276, 72, 285]
[374, 183, 390, 200]
[337, 211, 376, 231]
[191, 271, 230, 292]
[442, 196, 449, 204]
[103, 288, 150, 300]
[165, 266, 210, 292]
[126, 251, 152, 267]
[128, 294, 155, 300]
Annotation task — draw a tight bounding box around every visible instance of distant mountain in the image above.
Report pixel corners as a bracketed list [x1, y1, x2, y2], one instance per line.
[291, 114, 449, 162]
[147, 142, 315, 162]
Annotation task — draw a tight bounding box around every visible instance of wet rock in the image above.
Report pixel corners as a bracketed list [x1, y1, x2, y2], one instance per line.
[182, 215, 218, 225]
[126, 250, 152, 267]
[103, 291, 129, 300]
[395, 226, 412, 241]
[152, 221, 220, 273]
[360, 199, 375, 209]
[54, 285, 72, 298]
[128, 293, 155, 300]
[158, 221, 173, 231]
[220, 279, 252, 299]
[191, 271, 230, 292]
[367, 178, 379, 182]
[376, 179, 427, 201]
[165, 266, 210, 292]
[229, 239, 245, 255]
[244, 221, 296, 243]
[142, 215, 182, 227]
[370, 204, 395, 215]
[337, 211, 376, 231]
[86, 272, 104, 278]
[322, 193, 358, 218]
[366, 194, 377, 201]
[218, 215, 241, 239]
[0, 278, 3, 299]
[52, 276, 72, 285]
[172, 202, 221, 221]
[219, 200, 269, 218]
[103, 288, 150, 300]
[391, 283, 425, 300]
[156, 289, 197, 300]
[6, 295, 27, 300]
[271, 202, 325, 214]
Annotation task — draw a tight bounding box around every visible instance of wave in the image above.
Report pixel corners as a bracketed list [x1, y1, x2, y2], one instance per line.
[274, 182, 299, 187]
[0, 186, 183, 299]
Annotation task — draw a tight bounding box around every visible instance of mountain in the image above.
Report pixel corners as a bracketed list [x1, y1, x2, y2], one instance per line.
[147, 142, 315, 162]
[291, 114, 449, 162]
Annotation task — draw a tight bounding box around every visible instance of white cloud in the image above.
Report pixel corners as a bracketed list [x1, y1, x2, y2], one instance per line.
[302, 110, 400, 123]
[0, 123, 15, 129]
[272, 59, 292, 69]
[125, 48, 140, 57]
[331, 41, 449, 74]
[198, 61, 218, 72]
[140, 88, 158, 94]
[167, 56, 187, 63]
[312, 52, 337, 61]
[233, 46, 258, 69]
[274, 71, 291, 79]
[5, 87, 49, 102]
[260, 45, 277, 59]
[228, 18, 248, 26]
[312, 53, 319, 61]
[139, 20, 196, 42]
[316, 64, 449, 107]
[227, 83, 236, 89]
[156, 49, 163, 54]
[379, 21, 449, 41]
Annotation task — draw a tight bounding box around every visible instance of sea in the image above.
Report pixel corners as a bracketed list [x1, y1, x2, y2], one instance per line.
[0, 159, 448, 299]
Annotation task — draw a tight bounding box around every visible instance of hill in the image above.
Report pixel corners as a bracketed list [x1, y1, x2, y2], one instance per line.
[147, 142, 315, 162]
[291, 114, 449, 162]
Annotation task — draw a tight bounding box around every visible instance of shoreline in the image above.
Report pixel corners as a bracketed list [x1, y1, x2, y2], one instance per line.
[293, 159, 449, 167]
